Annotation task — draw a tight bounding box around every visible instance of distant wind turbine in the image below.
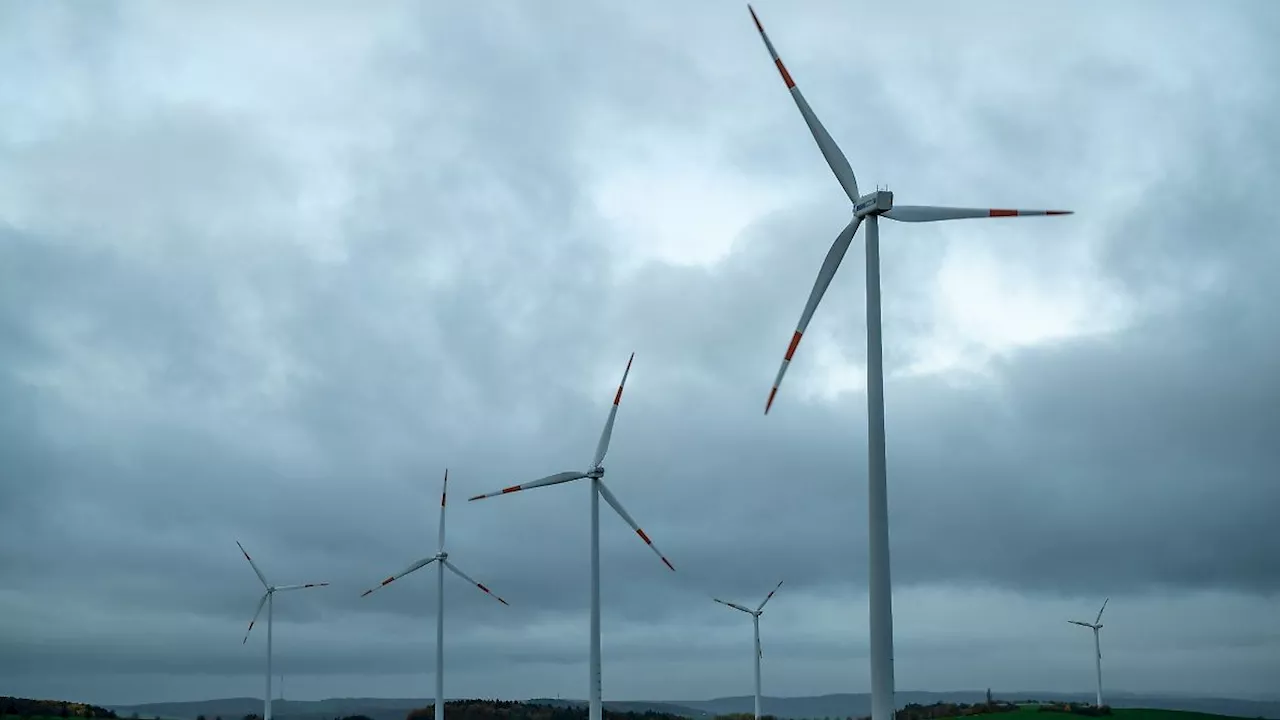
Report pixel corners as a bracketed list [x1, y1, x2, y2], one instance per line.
[236, 541, 329, 720]
[468, 353, 677, 720]
[361, 469, 509, 720]
[744, 7, 1074, 720]
[713, 581, 784, 720]
[1068, 597, 1110, 707]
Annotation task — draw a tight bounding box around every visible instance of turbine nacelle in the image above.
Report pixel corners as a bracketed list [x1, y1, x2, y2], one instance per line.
[854, 190, 894, 218]
[586, 466, 605, 479]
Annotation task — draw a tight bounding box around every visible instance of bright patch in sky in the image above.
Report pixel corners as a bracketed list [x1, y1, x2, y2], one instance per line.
[578, 120, 810, 270]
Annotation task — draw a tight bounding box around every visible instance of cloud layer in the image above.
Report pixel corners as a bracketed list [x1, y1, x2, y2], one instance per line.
[2, 0, 1278, 706]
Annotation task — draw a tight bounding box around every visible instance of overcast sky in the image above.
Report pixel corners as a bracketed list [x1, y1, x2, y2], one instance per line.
[3, 0, 1279, 708]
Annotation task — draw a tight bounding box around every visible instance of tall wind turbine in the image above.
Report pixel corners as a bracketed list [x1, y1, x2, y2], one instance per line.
[236, 541, 329, 720]
[1068, 597, 1109, 707]
[468, 353, 676, 720]
[744, 8, 1074, 720]
[361, 469, 509, 720]
[713, 581, 784, 720]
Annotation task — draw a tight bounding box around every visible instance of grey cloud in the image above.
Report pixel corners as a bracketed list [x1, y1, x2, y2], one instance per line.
[2, 0, 1279, 704]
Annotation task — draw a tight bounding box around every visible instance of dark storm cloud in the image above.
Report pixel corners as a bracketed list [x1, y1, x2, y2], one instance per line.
[1, 0, 1278, 704]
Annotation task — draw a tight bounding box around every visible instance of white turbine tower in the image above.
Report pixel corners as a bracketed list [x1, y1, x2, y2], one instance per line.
[744, 8, 1074, 720]
[468, 353, 676, 720]
[361, 469, 509, 720]
[1068, 597, 1109, 708]
[713, 581, 784, 720]
[236, 541, 329, 720]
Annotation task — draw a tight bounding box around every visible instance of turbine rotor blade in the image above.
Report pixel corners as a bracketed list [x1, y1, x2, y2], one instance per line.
[756, 579, 784, 613]
[439, 468, 449, 553]
[1095, 597, 1109, 625]
[243, 592, 269, 644]
[443, 559, 510, 606]
[592, 352, 635, 469]
[766, 217, 861, 414]
[1068, 620, 1092, 627]
[748, 5, 860, 203]
[597, 480, 675, 571]
[236, 541, 270, 588]
[273, 582, 329, 591]
[467, 471, 588, 501]
[713, 598, 755, 614]
[360, 557, 436, 597]
[882, 206, 1074, 223]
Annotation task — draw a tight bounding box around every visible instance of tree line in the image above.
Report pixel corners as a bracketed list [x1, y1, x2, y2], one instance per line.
[0, 697, 119, 720]
[402, 701, 695, 720]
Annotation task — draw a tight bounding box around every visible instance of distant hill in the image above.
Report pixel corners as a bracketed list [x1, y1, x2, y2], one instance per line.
[657, 694, 1280, 720]
[106, 694, 1280, 720]
[108, 700, 693, 720]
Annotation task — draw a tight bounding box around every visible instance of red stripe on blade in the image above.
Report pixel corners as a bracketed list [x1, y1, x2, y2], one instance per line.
[636, 528, 653, 545]
[748, 5, 763, 32]
[785, 330, 802, 360]
[501, 485, 521, 494]
[765, 386, 779, 414]
[662, 557, 675, 571]
[775, 59, 795, 88]
[380, 577, 394, 586]
[477, 583, 491, 593]
[990, 209, 1018, 217]
[613, 385, 624, 405]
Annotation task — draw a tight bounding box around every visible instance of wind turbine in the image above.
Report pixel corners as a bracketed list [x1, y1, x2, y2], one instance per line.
[1068, 597, 1109, 707]
[468, 353, 676, 720]
[744, 8, 1073, 720]
[236, 541, 329, 720]
[713, 581, 784, 720]
[361, 469, 509, 720]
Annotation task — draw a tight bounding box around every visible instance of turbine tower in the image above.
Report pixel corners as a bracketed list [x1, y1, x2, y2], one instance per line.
[713, 581, 784, 720]
[1068, 597, 1109, 707]
[236, 541, 329, 720]
[744, 8, 1073, 720]
[468, 353, 676, 720]
[361, 469, 509, 720]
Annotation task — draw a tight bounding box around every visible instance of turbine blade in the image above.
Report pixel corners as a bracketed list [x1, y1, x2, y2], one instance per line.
[747, 5, 860, 203]
[236, 541, 270, 588]
[1068, 619, 1091, 627]
[360, 557, 436, 597]
[597, 480, 675, 571]
[243, 592, 268, 644]
[713, 598, 754, 614]
[756, 580, 784, 613]
[765, 217, 861, 414]
[467, 471, 588, 501]
[443, 559, 510, 606]
[1095, 597, 1109, 625]
[883, 206, 1074, 223]
[273, 582, 329, 591]
[438, 468, 449, 553]
[591, 352, 635, 469]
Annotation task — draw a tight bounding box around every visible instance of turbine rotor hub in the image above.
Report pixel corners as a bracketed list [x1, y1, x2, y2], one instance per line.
[587, 466, 604, 479]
